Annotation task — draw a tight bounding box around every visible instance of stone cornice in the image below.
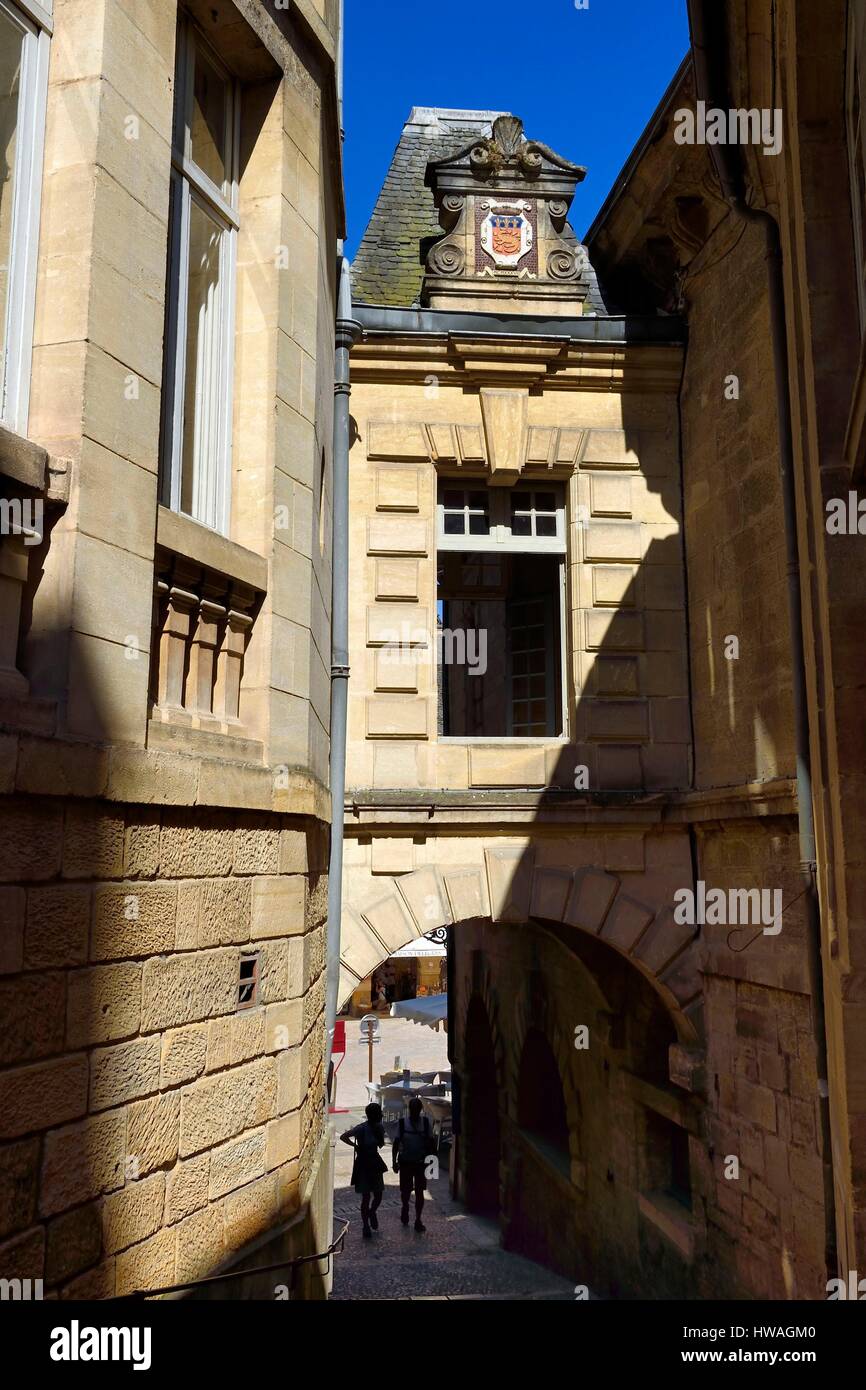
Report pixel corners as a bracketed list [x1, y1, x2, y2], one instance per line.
[342, 777, 798, 829]
[350, 329, 684, 392]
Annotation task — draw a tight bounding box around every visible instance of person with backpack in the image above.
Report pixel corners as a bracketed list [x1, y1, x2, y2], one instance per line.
[392, 1096, 434, 1232]
[340, 1102, 387, 1239]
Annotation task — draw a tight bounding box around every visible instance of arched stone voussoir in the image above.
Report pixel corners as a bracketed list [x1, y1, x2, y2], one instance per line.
[396, 866, 452, 934]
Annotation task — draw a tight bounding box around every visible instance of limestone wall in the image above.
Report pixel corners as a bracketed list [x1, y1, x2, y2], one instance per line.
[0, 0, 342, 1297]
[0, 795, 327, 1296]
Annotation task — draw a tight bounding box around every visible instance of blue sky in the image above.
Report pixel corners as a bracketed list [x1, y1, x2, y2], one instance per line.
[343, 0, 690, 257]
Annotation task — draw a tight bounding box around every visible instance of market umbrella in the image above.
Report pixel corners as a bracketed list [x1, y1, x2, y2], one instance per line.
[389, 994, 448, 1029]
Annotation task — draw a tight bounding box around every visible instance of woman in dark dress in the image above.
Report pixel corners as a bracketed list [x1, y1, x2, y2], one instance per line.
[340, 1102, 387, 1238]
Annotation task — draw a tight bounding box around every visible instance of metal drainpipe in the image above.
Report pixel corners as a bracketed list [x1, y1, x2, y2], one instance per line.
[688, 0, 837, 1280]
[325, 254, 361, 1101]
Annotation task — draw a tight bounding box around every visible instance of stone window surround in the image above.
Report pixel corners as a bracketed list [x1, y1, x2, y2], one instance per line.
[159, 11, 241, 536]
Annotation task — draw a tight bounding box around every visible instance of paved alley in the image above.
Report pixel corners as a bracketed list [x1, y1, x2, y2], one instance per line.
[329, 1109, 575, 1301]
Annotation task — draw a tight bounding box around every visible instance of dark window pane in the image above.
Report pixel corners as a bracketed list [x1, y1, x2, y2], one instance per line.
[444, 514, 465, 534]
[443, 490, 463, 508]
[469, 513, 489, 534]
[535, 492, 556, 511]
[511, 513, 531, 536]
[536, 515, 556, 536]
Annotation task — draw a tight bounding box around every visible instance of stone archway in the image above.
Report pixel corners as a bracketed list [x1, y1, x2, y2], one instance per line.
[338, 842, 702, 1041]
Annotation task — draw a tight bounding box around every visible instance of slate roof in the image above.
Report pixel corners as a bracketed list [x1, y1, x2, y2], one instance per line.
[351, 107, 609, 313]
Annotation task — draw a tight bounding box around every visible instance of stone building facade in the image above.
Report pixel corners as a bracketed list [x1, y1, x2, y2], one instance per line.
[0, 0, 342, 1298]
[339, 0, 866, 1299]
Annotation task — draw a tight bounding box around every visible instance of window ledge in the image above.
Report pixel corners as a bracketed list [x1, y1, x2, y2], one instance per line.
[638, 1190, 694, 1259]
[0, 423, 49, 493]
[157, 506, 267, 594]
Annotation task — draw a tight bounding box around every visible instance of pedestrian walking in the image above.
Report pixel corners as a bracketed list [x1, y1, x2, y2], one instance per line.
[392, 1096, 434, 1232]
[340, 1102, 387, 1238]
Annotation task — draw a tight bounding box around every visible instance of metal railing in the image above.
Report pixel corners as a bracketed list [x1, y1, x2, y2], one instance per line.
[113, 1222, 349, 1301]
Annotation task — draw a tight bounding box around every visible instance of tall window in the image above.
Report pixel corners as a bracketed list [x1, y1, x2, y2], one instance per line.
[161, 16, 239, 534]
[848, 0, 866, 331]
[0, 0, 49, 435]
[436, 480, 567, 739]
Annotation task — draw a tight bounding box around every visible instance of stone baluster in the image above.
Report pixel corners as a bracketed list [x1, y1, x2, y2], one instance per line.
[214, 585, 254, 724]
[188, 586, 227, 726]
[156, 566, 199, 718]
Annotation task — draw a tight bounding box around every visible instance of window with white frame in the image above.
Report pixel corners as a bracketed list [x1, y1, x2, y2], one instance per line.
[436, 480, 567, 739]
[847, 0, 866, 332]
[0, 0, 49, 436]
[160, 15, 239, 534]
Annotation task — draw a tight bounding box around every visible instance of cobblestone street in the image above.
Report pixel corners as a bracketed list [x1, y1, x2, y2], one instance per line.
[329, 1110, 575, 1300]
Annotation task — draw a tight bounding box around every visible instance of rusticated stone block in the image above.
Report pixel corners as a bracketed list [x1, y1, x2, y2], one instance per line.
[91, 883, 176, 960]
[67, 962, 142, 1045]
[141, 948, 237, 1032]
[174, 1201, 224, 1284]
[277, 1045, 304, 1114]
[89, 1036, 161, 1111]
[0, 1225, 45, 1281]
[103, 1173, 165, 1255]
[123, 815, 161, 879]
[40, 1111, 126, 1216]
[126, 1092, 181, 1177]
[24, 885, 90, 968]
[198, 878, 251, 947]
[165, 1154, 209, 1225]
[266, 1113, 301, 1171]
[0, 970, 66, 1065]
[0, 800, 62, 882]
[0, 1055, 88, 1140]
[61, 1258, 116, 1300]
[175, 882, 199, 949]
[259, 939, 290, 1002]
[206, 1017, 231, 1074]
[115, 1226, 175, 1297]
[179, 1058, 277, 1156]
[223, 1173, 279, 1250]
[233, 821, 280, 875]
[159, 810, 233, 878]
[0, 886, 25, 973]
[209, 1129, 266, 1199]
[0, 1137, 39, 1239]
[63, 805, 124, 880]
[46, 1202, 103, 1284]
[160, 1024, 208, 1088]
[230, 1011, 265, 1066]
